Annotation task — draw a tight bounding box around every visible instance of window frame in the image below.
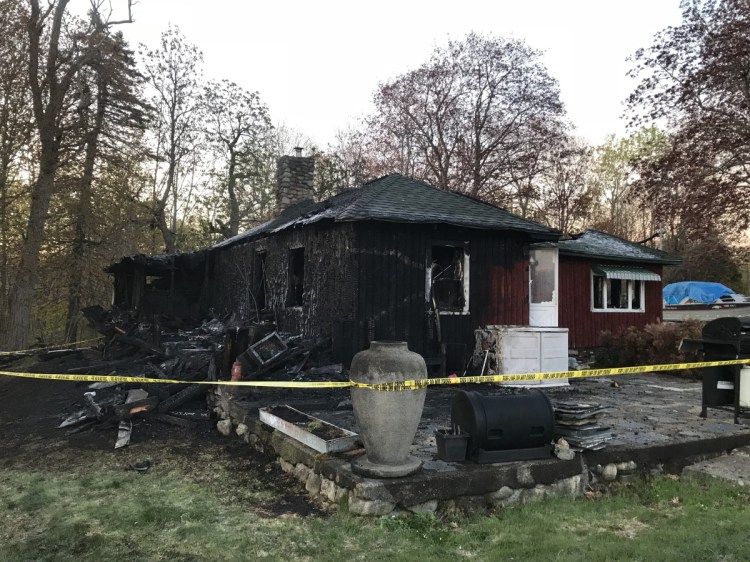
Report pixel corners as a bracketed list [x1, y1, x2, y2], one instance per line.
[591, 270, 646, 313]
[426, 241, 470, 315]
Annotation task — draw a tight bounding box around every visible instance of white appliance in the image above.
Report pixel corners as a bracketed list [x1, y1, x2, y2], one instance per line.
[474, 326, 569, 387]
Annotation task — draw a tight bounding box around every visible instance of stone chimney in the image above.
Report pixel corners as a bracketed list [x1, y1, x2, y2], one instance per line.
[276, 147, 315, 212]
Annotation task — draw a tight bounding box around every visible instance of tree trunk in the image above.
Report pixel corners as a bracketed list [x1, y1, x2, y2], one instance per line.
[0, 146, 11, 327]
[0, 147, 56, 350]
[154, 199, 177, 254]
[65, 80, 107, 343]
[227, 151, 239, 237]
[158, 144, 177, 253]
[0, 166, 8, 328]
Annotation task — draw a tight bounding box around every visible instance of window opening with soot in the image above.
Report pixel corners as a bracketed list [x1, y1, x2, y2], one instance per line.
[287, 248, 305, 307]
[429, 245, 469, 313]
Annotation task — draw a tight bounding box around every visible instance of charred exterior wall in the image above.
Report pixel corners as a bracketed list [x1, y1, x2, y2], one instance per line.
[352, 223, 530, 371]
[206, 220, 533, 369]
[111, 256, 206, 320]
[207, 222, 358, 344]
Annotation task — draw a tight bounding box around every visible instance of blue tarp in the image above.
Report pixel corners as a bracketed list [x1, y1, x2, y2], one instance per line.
[663, 281, 735, 305]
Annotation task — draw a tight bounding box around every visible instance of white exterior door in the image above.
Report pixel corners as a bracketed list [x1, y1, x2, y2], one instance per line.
[529, 247, 558, 327]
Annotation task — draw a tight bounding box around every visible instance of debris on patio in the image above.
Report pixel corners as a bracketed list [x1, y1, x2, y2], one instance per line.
[36, 305, 342, 448]
[553, 401, 613, 451]
[258, 405, 360, 453]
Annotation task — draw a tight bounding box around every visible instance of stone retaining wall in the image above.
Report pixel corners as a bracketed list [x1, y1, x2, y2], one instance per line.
[210, 389, 654, 516]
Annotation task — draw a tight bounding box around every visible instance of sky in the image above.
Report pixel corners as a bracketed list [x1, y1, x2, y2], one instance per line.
[101, 0, 684, 149]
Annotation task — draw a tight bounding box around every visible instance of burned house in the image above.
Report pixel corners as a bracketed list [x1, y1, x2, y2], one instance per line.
[109, 156, 679, 373]
[204, 156, 561, 372]
[110, 155, 561, 372]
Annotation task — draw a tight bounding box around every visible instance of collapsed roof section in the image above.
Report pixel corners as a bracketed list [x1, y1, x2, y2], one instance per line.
[105, 251, 207, 275]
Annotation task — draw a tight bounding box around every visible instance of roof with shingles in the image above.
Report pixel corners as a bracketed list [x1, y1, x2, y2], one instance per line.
[554, 230, 681, 265]
[212, 174, 560, 251]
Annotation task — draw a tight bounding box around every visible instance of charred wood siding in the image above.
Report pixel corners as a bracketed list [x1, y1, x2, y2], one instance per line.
[485, 235, 530, 327]
[206, 220, 534, 369]
[112, 261, 205, 320]
[354, 224, 530, 371]
[559, 259, 663, 348]
[207, 223, 358, 339]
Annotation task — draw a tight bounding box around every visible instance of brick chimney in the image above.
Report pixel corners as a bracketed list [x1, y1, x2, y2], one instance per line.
[276, 147, 315, 212]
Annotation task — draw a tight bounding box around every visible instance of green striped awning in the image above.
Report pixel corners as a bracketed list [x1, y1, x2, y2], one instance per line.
[592, 265, 661, 282]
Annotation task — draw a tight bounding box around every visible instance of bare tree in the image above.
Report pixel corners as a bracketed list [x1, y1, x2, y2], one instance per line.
[589, 129, 667, 241]
[63, 30, 147, 342]
[0, 0, 32, 330]
[202, 79, 272, 238]
[0, 0, 133, 350]
[532, 137, 596, 233]
[368, 32, 566, 201]
[314, 126, 374, 199]
[628, 0, 750, 238]
[140, 25, 203, 253]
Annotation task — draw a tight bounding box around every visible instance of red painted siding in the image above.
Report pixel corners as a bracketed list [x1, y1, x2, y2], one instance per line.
[559, 258, 663, 348]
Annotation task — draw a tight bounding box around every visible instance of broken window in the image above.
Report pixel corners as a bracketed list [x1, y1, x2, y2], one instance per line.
[145, 275, 169, 292]
[287, 247, 305, 307]
[429, 244, 468, 313]
[529, 249, 556, 304]
[254, 251, 267, 310]
[592, 275, 644, 312]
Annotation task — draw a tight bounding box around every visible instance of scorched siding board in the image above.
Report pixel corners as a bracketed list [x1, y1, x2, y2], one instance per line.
[354, 224, 533, 368]
[207, 222, 358, 339]
[484, 234, 529, 327]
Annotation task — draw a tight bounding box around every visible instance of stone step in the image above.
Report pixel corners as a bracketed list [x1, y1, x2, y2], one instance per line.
[682, 446, 750, 487]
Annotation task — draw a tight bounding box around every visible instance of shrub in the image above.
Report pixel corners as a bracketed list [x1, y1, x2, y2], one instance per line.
[595, 320, 703, 378]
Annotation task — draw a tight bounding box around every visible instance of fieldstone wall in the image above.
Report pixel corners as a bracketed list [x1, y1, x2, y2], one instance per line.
[276, 155, 315, 211]
[210, 388, 628, 516]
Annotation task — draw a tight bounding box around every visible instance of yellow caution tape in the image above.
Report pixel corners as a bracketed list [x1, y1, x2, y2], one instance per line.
[0, 371, 353, 388]
[0, 337, 104, 356]
[1, 358, 749, 390]
[363, 359, 750, 391]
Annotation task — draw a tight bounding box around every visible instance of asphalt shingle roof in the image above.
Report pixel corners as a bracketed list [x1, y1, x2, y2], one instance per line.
[212, 174, 559, 251]
[555, 230, 681, 265]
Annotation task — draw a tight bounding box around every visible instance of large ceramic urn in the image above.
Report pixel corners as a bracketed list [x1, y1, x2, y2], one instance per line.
[349, 341, 427, 478]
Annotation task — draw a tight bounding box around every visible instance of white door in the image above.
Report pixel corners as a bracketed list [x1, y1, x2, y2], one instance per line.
[529, 248, 558, 327]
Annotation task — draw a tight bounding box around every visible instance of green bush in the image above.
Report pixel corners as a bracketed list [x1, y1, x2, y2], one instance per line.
[596, 320, 703, 377]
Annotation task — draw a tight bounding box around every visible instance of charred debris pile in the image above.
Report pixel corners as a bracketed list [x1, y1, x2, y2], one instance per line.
[45, 306, 346, 448]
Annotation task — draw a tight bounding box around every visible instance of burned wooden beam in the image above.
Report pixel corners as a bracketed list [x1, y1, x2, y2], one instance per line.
[153, 413, 197, 429]
[157, 384, 205, 414]
[113, 334, 163, 356]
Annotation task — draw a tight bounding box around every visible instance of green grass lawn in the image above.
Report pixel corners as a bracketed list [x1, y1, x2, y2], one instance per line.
[2, 467, 750, 562]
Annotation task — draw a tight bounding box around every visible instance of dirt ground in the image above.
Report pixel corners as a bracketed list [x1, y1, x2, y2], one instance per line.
[0, 365, 327, 519]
